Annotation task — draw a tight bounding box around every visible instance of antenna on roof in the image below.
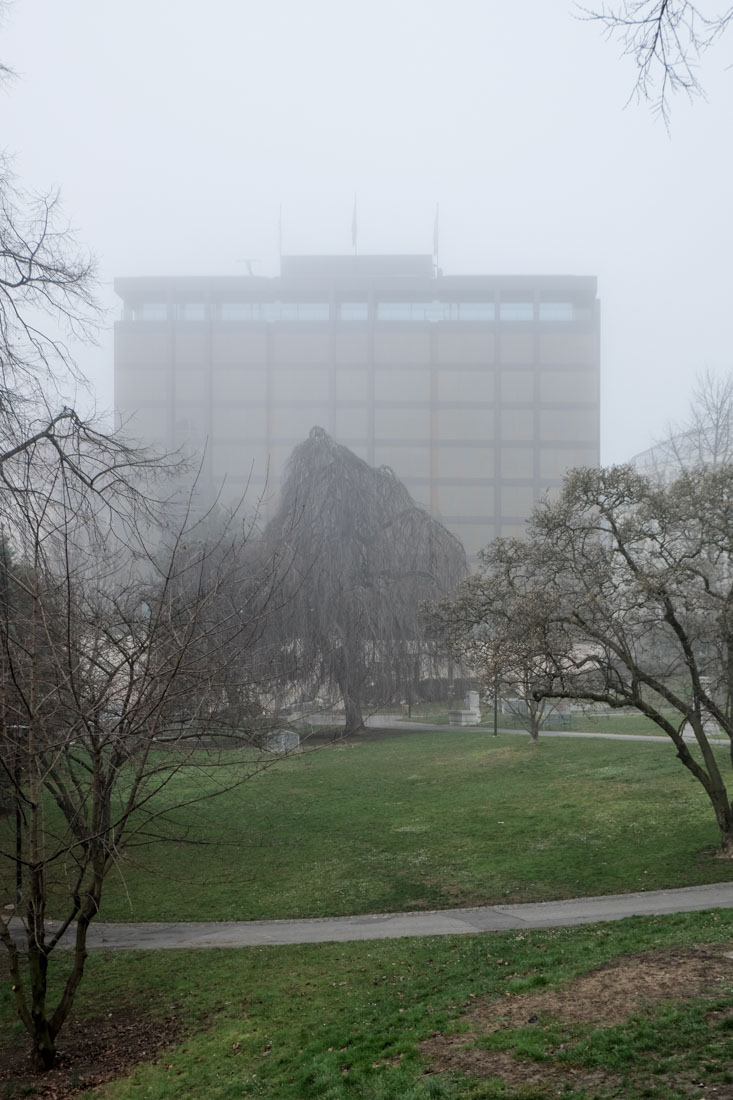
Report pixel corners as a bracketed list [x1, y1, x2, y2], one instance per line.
[236, 259, 260, 277]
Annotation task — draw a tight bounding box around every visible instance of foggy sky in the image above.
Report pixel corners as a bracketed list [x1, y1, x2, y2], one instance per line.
[3, 0, 731, 464]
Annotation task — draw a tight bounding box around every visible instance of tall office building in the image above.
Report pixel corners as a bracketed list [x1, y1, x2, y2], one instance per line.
[114, 255, 600, 559]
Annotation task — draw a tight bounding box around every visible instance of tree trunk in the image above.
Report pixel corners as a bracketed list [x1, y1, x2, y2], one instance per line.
[28, 939, 56, 1069]
[683, 740, 733, 857]
[343, 692, 364, 735]
[31, 1014, 56, 1071]
[702, 781, 733, 857]
[333, 654, 365, 735]
[719, 833, 733, 858]
[527, 701, 542, 744]
[715, 807, 733, 857]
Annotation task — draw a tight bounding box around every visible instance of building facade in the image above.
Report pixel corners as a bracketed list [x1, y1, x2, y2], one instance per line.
[114, 255, 600, 559]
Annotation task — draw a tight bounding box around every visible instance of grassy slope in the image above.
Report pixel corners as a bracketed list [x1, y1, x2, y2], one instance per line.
[3, 732, 733, 1097]
[85, 732, 733, 922]
[2, 909, 729, 1099]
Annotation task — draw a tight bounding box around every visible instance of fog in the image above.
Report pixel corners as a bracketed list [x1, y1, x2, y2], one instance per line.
[3, 0, 731, 464]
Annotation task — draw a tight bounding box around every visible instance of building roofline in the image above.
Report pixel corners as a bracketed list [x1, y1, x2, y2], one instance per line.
[114, 265, 598, 303]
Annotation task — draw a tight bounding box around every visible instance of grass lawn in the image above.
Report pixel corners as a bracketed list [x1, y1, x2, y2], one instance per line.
[40, 730, 733, 923]
[3, 731, 733, 1097]
[532, 710, 680, 737]
[403, 703, 681, 736]
[3, 908, 733, 1098]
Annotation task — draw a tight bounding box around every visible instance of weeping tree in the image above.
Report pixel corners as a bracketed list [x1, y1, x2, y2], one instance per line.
[264, 428, 466, 733]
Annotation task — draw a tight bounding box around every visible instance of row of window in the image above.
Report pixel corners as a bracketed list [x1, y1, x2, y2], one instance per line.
[127, 300, 580, 324]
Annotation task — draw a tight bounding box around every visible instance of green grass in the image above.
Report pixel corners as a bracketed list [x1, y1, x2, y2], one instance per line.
[22, 731, 729, 923]
[3, 732, 733, 1097]
[402, 703, 682, 736]
[3, 908, 732, 1098]
[549, 710, 684, 737]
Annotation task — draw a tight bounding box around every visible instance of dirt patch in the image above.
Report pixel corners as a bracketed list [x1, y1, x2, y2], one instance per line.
[468, 944, 733, 1029]
[0, 1008, 181, 1099]
[421, 945, 733, 1095]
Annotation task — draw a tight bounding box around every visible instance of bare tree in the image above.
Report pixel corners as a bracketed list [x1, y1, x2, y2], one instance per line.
[0, 152, 150, 552]
[638, 370, 733, 480]
[495, 660, 553, 743]
[264, 428, 466, 734]
[0, 428, 289, 1070]
[440, 462, 733, 853]
[1, 165, 98, 388]
[0, 87, 119, 512]
[427, 541, 562, 743]
[0, 92, 293, 1065]
[582, 1, 733, 120]
[0, 3, 16, 85]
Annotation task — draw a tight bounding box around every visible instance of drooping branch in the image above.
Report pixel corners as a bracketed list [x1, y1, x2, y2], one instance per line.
[264, 428, 466, 732]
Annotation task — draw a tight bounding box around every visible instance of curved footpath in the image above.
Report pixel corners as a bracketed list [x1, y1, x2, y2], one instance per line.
[46, 882, 733, 950]
[363, 716, 728, 743]
[41, 724, 732, 951]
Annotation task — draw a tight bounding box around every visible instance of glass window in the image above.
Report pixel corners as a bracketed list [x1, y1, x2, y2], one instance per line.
[376, 301, 444, 322]
[294, 302, 329, 321]
[500, 302, 534, 322]
[339, 302, 369, 321]
[180, 303, 206, 322]
[539, 302, 574, 322]
[260, 302, 280, 322]
[377, 302, 414, 321]
[138, 303, 167, 321]
[458, 302, 494, 321]
[422, 301, 445, 322]
[220, 303, 253, 321]
[258, 301, 329, 322]
[376, 301, 494, 322]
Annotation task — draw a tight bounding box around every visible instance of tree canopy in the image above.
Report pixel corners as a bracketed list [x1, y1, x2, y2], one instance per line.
[264, 428, 466, 733]
[432, 461, 733, 851]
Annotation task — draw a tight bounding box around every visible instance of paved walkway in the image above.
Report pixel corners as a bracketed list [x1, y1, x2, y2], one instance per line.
[45, 882, 733, 950]
[28, 724, 730, 951]
[364, 716, 727, 743]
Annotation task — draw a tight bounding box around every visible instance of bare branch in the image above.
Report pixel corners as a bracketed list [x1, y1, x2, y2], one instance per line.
[0, 158, 100, 399]
[431, 458, 733, 849]
[579, 0, 733, 121]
